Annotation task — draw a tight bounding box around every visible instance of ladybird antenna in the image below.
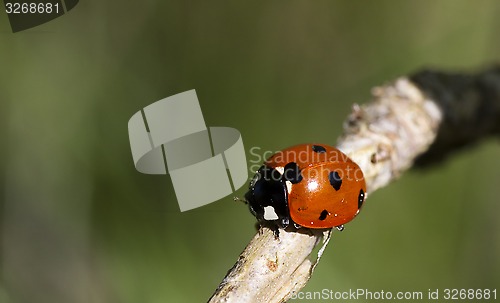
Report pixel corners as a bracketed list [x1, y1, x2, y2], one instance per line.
[233, 196, 247, 204]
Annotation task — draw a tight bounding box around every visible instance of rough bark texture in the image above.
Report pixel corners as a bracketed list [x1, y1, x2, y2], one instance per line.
[208, 66, 500, 303]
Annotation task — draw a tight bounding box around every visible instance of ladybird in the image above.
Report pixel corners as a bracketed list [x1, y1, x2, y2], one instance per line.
[245, 144, 366, 230]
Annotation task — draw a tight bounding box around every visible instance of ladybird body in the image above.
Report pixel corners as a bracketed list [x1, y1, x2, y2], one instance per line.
[245, 144, 366, 229]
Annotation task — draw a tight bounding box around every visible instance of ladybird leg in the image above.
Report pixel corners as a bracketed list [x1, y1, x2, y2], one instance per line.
[233, 196, 245, 203]
[273, 228, 280, 239]
[258, 224, 280, 238]
[335, 225, 344, 231]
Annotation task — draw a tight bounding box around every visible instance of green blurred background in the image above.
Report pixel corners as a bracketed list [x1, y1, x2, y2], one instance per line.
[0, 1, 499, 302]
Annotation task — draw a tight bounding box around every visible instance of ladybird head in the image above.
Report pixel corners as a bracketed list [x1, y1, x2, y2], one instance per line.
[244, 165, 290, 228]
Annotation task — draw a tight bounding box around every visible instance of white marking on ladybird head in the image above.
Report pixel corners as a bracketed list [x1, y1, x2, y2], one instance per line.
[285, 180, 292, 194]
[307, 181, 318, 191]
[274, 166, 284, 175]
[263, 206, 279, 220]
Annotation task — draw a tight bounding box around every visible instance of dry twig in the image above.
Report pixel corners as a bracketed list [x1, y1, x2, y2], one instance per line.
[208, 66, 500, 303]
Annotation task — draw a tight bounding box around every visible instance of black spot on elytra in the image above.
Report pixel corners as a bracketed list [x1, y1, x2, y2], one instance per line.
[319, 209, 329, 220]
[358, 189, 365, 209]
[312, 145, 326, 153]
[328, 171, 342, 191]
[283, 162, 303, 184]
